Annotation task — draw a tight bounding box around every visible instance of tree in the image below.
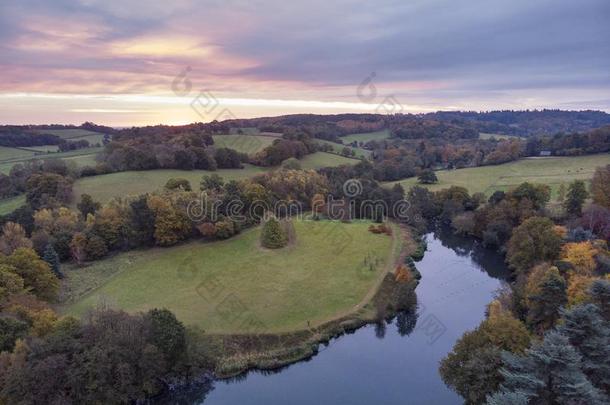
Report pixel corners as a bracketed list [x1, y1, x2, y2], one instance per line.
[557, 304, 610, 392]
[525, 266, 567, 333]
[440, 302, 530, 404]
[506, 217, 562, 274]
[147, 195, 192, 246]
[311, 193, 326, 219]
[394, 264, 414, 283]
[417, 169, 438, 184]
[42, 244, 62, 279]
[165, 178, 192, 191]
[564, 180, 588, 215]
[561, 242, 597, 276]
[510, 182, 551, 210]
[0, 317, 29, 352]
[590, 165, 610, 208]
[0, 248, 58, 301]
[126, 195, 156, 247]
[0, 308, 174, 404]
[0, 222, 33, 255]
[0, 264, 25, 302]
[281, 157, 301, 170]
[567, 274, 596, 307]
[488, 331, 605, 404]
[261, 217, 288, 249]
[70, 232, 88, 265]
[76, 194, 101, 218]
[25, 172, 72, 209]
[588, 279, 610, 321]
[200, 173, 224, 192]
[557, 183, 566, 203]
[146, 308, 187, 368]
[91, 205, 125, 250]
[84, 234, 108, 260]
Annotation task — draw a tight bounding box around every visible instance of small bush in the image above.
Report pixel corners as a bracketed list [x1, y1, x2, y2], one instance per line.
[261, 217, 288, 249]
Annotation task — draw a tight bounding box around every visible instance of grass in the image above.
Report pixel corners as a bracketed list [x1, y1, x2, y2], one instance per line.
[387, 154, 610, 198]
[479, 132, 521, 140]
[34, 129, 107, 146]
[0, 147, 104, 174]
[59, 219, 394, 333]
[341, 129, 391, 144]
[316, 139, 371, 159]
[212, 134, 276, 154]
[72, 165, 268, 204]
[0, 195, 26, 216]
[72, 152, 358, 204]
[20, 145, 61, 153]
[0, 146, 36, 162]
[299, 151, 360, 170]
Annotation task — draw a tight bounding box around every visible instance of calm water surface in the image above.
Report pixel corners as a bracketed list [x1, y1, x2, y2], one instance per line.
[191, 229, 509, 404]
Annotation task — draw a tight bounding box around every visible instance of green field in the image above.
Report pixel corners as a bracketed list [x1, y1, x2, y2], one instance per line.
[299, 151, 359, 170]
[387, 154, 610, 198]
[316, 139, 371, 159]
[0, 147, 104, 174]
[72, 152, 357, 204]
[341, 129, 391, 144]
[212, 134, 276, 154]
[0, 195, 26, 216]
[72, 165, 268, 204]
[59, 220, 394, 333]
[0, 146, 37, 162]
[34, 129, 107, 146]
[479, 132, 521, 140]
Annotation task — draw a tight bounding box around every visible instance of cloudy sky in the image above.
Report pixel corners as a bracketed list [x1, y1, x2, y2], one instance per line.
[1, 0, 609, 126]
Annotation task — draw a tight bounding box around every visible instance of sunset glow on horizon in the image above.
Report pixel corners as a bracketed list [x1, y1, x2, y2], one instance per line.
[1, 0, 609, 126]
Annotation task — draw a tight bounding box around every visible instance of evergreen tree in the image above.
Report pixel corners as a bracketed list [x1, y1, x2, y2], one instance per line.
[261, 217, 288, 249]
[526, 266, 567, 333]
[564, 180, 588, 216]
[558, 304, 610, 392]
[42, 243, 62, 279]
[490, 331, 605, 404]
[588, 279, 610, 321]
[486, 391, 529, 405]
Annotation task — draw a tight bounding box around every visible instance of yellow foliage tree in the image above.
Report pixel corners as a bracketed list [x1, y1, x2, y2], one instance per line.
[566, 274, 596, 307]
[394, 264, 413, 283]
[561, 241, 597, 276]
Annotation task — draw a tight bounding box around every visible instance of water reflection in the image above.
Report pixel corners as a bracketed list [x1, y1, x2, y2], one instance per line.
[163, 230, 509, 405]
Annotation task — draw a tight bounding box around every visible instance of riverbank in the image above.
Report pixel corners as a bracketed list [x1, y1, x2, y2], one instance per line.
[185, 221, 420, 378]
[172, 229, 509, 404]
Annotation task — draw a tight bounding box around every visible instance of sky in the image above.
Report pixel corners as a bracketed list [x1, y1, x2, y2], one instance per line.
[1, 0, 609, 126]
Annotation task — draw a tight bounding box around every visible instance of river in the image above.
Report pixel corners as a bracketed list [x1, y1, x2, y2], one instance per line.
[183, 229, 510, 404]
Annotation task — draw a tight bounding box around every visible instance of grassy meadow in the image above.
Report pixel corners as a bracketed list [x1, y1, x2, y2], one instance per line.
[59, 220, 395, 333]
[0, 147, 103, 174]
[0, 195, 26, 216]
[71, 152, 357, 204]
[298, 151, 359, 170]
[316, 139, 371, 159]
[341, 129, 391, 144]
[34, 128, 107, 146]
[387, 154, 610, 198]
[72, 165, 268, 204]
[212, 134, 276, 154]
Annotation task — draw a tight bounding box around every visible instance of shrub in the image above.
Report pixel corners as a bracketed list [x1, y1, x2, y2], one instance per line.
[261, 217, 288, 249]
